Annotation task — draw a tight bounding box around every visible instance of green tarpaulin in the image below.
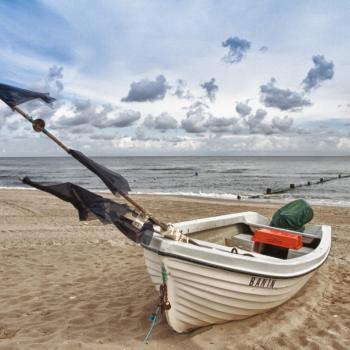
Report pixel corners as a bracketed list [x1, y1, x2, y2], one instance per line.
[270, 199, 314, 232]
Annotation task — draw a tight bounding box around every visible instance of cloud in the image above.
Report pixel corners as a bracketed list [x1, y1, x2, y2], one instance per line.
[111, 135, 203, 153]
[93, 110, 141, 128]
[222, 36, 251, 64]
[47, 65, 63, 80]
[235, 101, 252, 117]
[52, 100, 140, 130]
[0, 115, 5, 130]
[173, 79, 193, 99]
[17, 65, 66, 123]
[260, 78, 311, 111]
[181, 101, 212, 133]
[181, 101, 240, 135]
[2, 66, 140, 140]
[259, 46, 268, 53]
[31, 65, 65, 99]
[6, 120, 21, 131]
[0, 65, 64, 130]
[181, 101, 294, 136]
[143, 112, 178, 132]
[337, 103, 350, 109]
[245, 109, 267, 130]
[205, 116, 237, 134]
[236, 108, 294, 135]
[299, 118, 350, 131]
[90, 132, 117, 140]
[302, 55, 334, 92]
[240, 109, 279, 135]
[111, 132, 350, 156]
[0, 106, 15, 129]
[200, 78, 219, 102]
[271, 115, 294, 132]
[69, 125, 95, 134]
[52, 99, 94, 128]
[121, 75, 170, 102]
[46, 65, 64, 94]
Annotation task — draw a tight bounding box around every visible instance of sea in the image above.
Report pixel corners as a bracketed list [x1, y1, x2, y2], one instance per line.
[0, 156, 349, 207]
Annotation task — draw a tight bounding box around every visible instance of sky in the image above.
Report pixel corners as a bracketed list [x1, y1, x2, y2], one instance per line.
[0, 0, 349, 156]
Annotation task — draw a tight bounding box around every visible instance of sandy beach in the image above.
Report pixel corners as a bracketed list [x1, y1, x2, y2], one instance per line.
[0, 189, 349, 350]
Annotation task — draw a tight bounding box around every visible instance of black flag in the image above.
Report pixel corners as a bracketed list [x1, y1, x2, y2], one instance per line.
[0, 83, 55, 108]
[22, 176, 129, 222]
[68, 149, 131, 195]
[22, 177, 152, 244]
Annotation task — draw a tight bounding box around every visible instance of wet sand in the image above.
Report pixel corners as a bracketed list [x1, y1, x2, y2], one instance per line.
[0, 189, 349, 349]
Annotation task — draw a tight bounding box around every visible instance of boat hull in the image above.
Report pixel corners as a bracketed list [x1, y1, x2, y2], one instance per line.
[142, 211, 331, 333]
[143, 248, 313, 333]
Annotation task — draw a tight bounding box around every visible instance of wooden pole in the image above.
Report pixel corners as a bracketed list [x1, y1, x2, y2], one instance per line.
[13, 106, 69, 152]
[12, 106, 169, 231]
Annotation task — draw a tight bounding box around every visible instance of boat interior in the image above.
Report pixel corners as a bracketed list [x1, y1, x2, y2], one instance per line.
[187, 221, 322, 260]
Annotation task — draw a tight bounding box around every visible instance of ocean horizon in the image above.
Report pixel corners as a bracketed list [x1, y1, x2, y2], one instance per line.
[1, 156, 349, 207]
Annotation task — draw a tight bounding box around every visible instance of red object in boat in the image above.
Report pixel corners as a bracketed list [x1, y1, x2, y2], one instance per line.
[253, 228, 303, 250]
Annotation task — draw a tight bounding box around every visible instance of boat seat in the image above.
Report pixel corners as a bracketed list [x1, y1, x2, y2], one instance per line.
[225, 233, 254, 251]
[225, 233, 314, 259]
[248, 223, 321, 242]
[287, 246, 314, 259]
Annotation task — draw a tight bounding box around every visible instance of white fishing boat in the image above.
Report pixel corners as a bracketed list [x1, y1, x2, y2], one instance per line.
[142, 211, 331, 333]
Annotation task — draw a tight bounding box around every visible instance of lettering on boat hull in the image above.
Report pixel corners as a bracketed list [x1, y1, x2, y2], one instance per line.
[249, 276, 276, 288]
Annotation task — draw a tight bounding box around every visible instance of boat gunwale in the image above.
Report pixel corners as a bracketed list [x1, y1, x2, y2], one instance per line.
[141, 212, 332, 279]
[142, 212, 331, 279]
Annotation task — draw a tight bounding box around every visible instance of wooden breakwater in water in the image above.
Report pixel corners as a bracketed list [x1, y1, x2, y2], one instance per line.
[245, 173, 350, 199]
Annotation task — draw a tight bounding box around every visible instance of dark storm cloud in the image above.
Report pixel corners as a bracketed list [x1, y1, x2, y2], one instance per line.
[143, 112, 178, 132]
[201, 78, 219, 102]
[235, 101, 252, 117]
[302, 55, 334, 92]
[260, 78, 312, 111]
[121, 75, 170, 102]
[222, 36, 251, 64]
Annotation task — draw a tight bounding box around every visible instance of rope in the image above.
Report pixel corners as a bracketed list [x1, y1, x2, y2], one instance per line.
[139, 305, 161, 350]
[139, 265, 171, 349]
[230, 246, 254, 257]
